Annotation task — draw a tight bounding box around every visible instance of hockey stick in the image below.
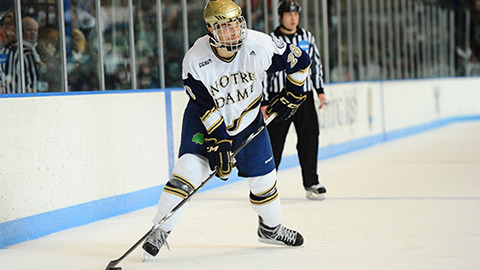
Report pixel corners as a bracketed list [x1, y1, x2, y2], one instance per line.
[105, 113, 276, 270]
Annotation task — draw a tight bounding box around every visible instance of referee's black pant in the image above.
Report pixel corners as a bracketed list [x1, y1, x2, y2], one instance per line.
[267, 91, 319, 189]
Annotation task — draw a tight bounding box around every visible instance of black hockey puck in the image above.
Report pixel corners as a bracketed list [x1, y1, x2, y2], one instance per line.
[107, 267, 121, 270]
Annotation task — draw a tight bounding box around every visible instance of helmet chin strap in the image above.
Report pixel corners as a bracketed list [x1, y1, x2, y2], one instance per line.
[280, 24, 295, 33]
[207, 32, 244, 52]
[209, 37, 239, 52]
[207, 31, 224, 50]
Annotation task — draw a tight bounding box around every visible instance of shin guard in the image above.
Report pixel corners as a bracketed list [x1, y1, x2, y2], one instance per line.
[248, 170, 282, 227]
[153, 154, 211, 231]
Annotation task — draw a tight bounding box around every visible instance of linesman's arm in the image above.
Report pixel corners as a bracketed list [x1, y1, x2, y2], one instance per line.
[308, 34, 327, 109]
[309, 34, 324, 95]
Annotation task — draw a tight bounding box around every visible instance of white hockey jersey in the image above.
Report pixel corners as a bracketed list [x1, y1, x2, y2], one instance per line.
[182, 29, 310, 139]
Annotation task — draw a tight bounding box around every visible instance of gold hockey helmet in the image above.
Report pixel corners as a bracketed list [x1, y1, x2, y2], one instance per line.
[204, 0, 247, 52]
[204, 0, 242, 26]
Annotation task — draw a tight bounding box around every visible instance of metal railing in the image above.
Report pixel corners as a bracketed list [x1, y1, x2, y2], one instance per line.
[0, 0, 477, 94]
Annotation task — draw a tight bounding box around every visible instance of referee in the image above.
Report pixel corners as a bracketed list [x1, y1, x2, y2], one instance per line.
[261, 0, 327, 200]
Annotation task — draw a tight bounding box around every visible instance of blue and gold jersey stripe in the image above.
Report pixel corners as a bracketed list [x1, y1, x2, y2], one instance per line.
[226, 93, 262, 132]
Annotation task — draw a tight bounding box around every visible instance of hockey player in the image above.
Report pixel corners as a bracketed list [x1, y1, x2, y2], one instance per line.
[142, 0, 311, 257]
[261, 0, 327, 200]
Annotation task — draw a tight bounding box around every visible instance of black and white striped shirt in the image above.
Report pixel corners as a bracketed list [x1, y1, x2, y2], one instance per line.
[263, 26, 324, 102]
[0, 42, 39, 94]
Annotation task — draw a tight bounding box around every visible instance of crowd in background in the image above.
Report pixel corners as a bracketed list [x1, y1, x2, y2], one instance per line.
[440, 0, 480, 75]
[0, 0, 479, 94]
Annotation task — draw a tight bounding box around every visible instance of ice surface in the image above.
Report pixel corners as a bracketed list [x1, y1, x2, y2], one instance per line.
[1, 122, 480, 270]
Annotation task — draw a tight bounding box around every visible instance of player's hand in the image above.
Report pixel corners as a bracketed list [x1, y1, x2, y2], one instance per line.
[260, 105, 269, 119]
[265, 89, 306, 122]
[205, 138, 234, 180]
[318, 93, 327, 110]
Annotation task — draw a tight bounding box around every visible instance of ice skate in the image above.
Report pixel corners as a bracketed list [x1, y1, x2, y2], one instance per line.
[305, 183, 326, 200]
[257, 219, 304, 247]
[142, 227, 170, 258]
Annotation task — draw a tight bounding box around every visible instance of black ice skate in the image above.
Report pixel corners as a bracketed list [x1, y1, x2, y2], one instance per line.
[305, 183, 327, 200]
[257, 219, 304, 247]
[142, 227, 170, 258]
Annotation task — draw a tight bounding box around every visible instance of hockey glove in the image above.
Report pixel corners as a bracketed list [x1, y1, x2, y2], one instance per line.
[265, 89, 306, 122]
[205, 138, 234, 180]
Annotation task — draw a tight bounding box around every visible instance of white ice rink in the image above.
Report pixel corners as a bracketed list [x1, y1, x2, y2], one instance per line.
[1, 121, 480, 270]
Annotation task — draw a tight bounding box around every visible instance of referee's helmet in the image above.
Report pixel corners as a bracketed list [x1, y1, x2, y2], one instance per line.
[278, 0, 302, 16]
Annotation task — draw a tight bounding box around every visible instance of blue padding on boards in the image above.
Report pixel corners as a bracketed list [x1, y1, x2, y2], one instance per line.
[0, 185, 162, 248]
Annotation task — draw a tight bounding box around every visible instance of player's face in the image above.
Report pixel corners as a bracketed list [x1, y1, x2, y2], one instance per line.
[281, 11, 299, 30]
[216, 19, 242, 45]
[208, 16, 247, 52]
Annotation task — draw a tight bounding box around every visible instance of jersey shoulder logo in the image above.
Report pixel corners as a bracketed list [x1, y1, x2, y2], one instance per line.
[271, 36, 285, 49]
[192, 132, 204, 145]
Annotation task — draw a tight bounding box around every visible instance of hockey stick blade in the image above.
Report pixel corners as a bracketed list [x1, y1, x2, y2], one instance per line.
[105, 113, 276, 270]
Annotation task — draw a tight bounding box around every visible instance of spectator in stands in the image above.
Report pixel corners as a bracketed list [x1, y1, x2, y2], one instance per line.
[68, 28, 98, 91]
[0, 10, 15, 48]
[70, 28, 89, 66]
[0, 10, 39, 93]
[37, 27, 61, 92]
[0, 10, 14, 48]
[22, 17, 38, 48]
[22, 16, 45, 90]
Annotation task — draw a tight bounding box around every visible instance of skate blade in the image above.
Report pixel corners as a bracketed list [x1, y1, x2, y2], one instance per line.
[258, 237, 304, 248]
[306, 192, 325, 201]
[142, 252, 151, 262]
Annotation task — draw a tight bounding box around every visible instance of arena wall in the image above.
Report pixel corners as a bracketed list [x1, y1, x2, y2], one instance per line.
[1, 77, 479, 248]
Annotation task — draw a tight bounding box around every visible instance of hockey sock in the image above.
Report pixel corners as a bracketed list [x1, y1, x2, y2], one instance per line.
[153, 154, 212, 231]
[248, 170, 282, 227]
